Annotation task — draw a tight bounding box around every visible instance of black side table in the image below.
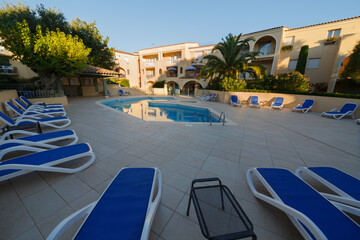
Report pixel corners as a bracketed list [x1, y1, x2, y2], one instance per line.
[187, 178, 256, 240]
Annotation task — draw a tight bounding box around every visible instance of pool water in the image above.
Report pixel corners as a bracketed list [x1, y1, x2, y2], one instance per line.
[102, 97, 220, 123]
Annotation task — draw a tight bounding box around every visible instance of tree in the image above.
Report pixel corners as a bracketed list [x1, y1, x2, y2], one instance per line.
[295, 45, 309, 74]
[6, 20, 90, 89]
[70, 18, 115, 69]
[341, 40, 360, 82]
[199, 33, 265, 91]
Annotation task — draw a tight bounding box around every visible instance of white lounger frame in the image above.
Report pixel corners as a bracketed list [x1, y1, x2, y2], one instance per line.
[0, 130, 78, 159]
[14, 98, 64, 111]
[270, 101, 283, 110]
[292, 104, 314, 113]
[20, 96, 63, 108]
[321, 105, 358, 120]
[296, 167, 360, 214]
[12, 116, 71, 129]
[0, 144, 95, 182]
[6, 101, 66, 118]
[230, 98, 242, 107]
[47, 167, 162, 240]
[246, 168, 360, 240]
[356, 119, 360, 125]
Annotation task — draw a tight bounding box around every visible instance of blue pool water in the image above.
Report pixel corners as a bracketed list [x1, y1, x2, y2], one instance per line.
[102, 97, 220, 123]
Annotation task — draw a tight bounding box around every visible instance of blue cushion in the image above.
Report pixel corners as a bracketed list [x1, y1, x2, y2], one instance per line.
[0, 130, 75, 150]
[339, 103, 357, 113]
[309, 167, 360, 201]
[257, 168, 360, 239]
[231, 95, 238, 103]
[0, 111, 16, 125]
[14, 99, 28, 110]
[0, 143, 90, 177]
[75, 168, 155, 240]
[302, 99, 314, 108]
[37, 116, 68, 122]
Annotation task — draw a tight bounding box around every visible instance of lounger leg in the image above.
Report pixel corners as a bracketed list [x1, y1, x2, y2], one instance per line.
[186, 193, 192, 216]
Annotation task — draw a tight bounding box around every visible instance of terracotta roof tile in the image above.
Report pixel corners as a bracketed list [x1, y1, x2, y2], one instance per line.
[287, 16, 360, 31]
[83, 66, 120, 76]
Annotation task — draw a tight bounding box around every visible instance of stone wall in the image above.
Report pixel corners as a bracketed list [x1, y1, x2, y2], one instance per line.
[195, 89, 360, 118]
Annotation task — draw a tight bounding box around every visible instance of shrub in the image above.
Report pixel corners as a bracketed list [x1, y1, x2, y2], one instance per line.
[296, 45, 309, 74]
[119, 79, 130, 87]
[341, 40, 360, 83]
[255, 72, 311, 92]
[222, 77, 247, 91]
[152, 80, 165, 88]
[206, 77, 222, 90]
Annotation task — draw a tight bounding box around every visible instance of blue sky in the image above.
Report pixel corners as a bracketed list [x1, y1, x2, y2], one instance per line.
[2, 0, 359, 53]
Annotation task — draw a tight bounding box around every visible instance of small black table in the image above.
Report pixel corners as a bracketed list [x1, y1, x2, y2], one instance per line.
[187, 178, 256, 240]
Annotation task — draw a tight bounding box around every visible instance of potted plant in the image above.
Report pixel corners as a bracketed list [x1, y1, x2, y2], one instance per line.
[281, 45, 293, 52]
[324, 36, 340, 45]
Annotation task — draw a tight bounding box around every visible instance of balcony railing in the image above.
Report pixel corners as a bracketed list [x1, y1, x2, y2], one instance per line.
[145, 62, 155, 67]
[166, 73, 178, 78]
[18, 90, 65, 98]
[166, 60, 178, 65]
[146, 75, 155, 79]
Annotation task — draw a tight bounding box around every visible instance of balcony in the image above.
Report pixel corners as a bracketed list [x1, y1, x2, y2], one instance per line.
[146, 75, 155, 79]
[166, 60, 178, 66]
[145, 62, 155, 67]
[166, 73, 178, 78]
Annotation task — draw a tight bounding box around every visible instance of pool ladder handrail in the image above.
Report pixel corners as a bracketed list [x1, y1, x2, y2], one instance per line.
[209, 112, 225, 126]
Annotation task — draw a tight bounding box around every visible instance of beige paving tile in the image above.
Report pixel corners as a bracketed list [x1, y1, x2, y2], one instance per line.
[22, 187, 67, 223]
[0, 200, 35, 239]
[75, 165, 111, 188]
[11, 172, 49, 199]
[0, 181, 19, 210]
[161, 184, 185, 210]
[51, 175, 92, 203]
[14, 226, 44, 240]
[161, 213, 204, 240]
[151, 204, 174, 235]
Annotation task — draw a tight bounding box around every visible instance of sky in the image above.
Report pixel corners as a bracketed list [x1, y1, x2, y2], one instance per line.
[2, 0, 360, 53]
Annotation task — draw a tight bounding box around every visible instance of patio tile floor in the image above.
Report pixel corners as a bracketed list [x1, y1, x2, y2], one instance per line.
[1, 95, 359, 240]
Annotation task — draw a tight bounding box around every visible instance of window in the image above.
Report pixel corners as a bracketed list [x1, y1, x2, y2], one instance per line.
[327, 29, 341, 38]
[258, 41, 271, 55]
[288, 60, 298, 70]
[142, 69, 144, 75]
[159, 69, 163, 75]
[284, 36, 294, 46]
[307, 58, 320, 69]
[127, 69, 130, 75]
[180, 67, 183, 74]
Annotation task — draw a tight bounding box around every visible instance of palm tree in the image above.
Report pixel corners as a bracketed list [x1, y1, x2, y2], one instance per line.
[199, 33, 265, 90]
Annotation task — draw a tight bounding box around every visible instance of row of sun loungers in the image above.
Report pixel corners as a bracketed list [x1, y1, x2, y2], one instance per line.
[107, 89, 129, 96]
[230, 95, 359, 121]
[197, 92, 218, 102]
[0, 96, 162, 239]
[247, 167, 360, 239]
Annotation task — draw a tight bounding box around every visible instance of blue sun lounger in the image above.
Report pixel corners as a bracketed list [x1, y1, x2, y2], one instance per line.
[0, 111, 71, 129]
[249, 96, 260, 108]
[296, 167, 360, 211]
[230, 95, 242, 107]
[20, 96, 63, 108]
[47, 167, 162, 240]
[14, 98, 63, 111]
[119, 89, 128, 96]
[247, 168, 360, 240]
[0, 129, 78, 158]
[270, 97, 284, 110]
[6, 101, 66, 118]
[0, 143, 95, 182]
[321, 103, 358, 120]
[292, 99, 315, 113]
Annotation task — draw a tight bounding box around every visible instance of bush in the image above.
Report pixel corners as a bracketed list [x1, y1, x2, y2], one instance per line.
[253, 72, 311, 92]
[152, 80, 165, 88]
[222, 77, 246, 91]
[206, 77, 222, 90]
[119, 79, 130, 87]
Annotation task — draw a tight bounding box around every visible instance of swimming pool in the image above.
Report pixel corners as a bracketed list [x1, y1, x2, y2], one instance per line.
[102, 97, 220, 123]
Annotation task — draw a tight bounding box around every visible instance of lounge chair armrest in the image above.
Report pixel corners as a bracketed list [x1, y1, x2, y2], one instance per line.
[46, 202, 96, 240]
[141, 168, 162, 240]
[246, 168, 327, 240]
[330, 108, 337, 112]
[0, 145, 49, 160]
[0, 129, 38, 140]
[4, 122, 42, 134]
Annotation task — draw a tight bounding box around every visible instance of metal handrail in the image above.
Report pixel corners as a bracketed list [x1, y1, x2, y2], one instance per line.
[210, 112, 225, 126]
